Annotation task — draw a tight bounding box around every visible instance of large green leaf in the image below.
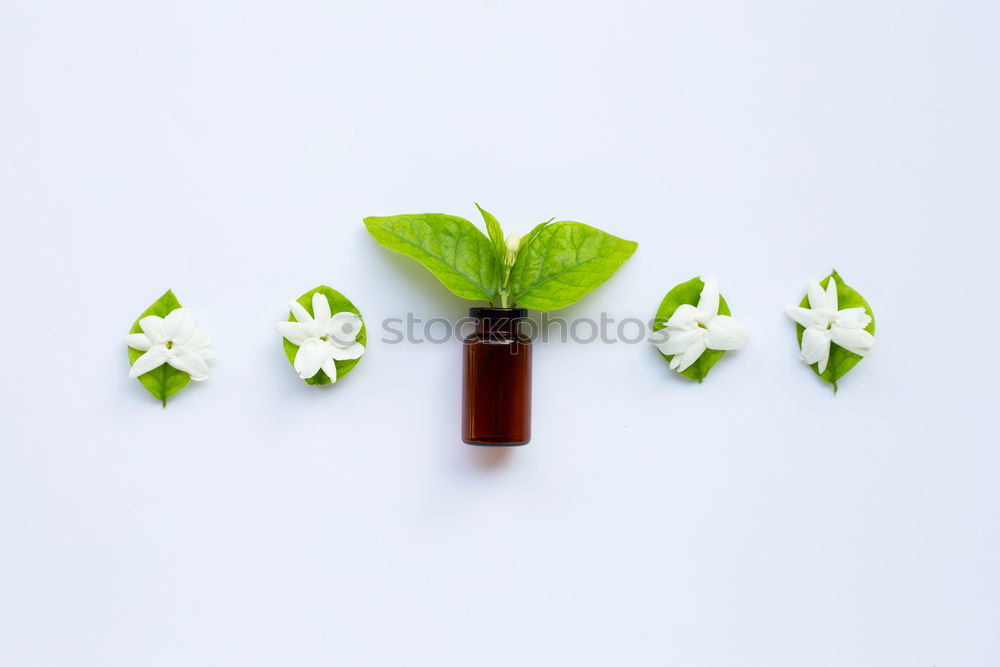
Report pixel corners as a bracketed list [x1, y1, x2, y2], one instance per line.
[794, 270, 875, 390]
[475, 203, 507, 264]
[653, 277, 732, 382]
[127, 289, 190, 406]
[519, 217, 554, 252]
[282, 285, 367, 386]
[364, 213, 499, 302]
[509, 221, 637, 310]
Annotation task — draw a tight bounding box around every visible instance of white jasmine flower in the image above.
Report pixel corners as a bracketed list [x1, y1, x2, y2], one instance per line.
[650, 278, 749, 372]
[276, 292, 365, 381]
[785, 277, 875, 373]
[126, 308, 214, 380]
[504, 233, 520, 267]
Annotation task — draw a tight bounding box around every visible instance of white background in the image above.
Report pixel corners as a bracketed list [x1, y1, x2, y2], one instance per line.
[1, 1, 998, 665]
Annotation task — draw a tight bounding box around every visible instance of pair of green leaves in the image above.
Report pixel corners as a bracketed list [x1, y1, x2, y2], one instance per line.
[794, 270, 876, 389]
[653, 277, 735, 382]
[127, 289, 191, 406]
[363, 205, 637, 310]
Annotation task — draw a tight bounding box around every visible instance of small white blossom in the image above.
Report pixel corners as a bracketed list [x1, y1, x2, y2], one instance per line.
[276, 292, 364, 381]
[785, 277, 875, 373]
[650, 278, 749, 372]
[504, 233, 520, 267]
[126, 308, 214, 380]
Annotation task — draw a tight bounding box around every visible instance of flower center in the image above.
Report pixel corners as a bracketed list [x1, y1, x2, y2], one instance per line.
[166, 340, 174, 349]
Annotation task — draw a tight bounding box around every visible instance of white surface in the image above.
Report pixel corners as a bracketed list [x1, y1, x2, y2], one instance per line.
[1, 1, 998, 665]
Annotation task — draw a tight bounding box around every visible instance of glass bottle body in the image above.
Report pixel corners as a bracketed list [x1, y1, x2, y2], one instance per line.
[462, 308, 532, 446]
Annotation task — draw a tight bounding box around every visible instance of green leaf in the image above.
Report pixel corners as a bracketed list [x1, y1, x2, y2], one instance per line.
[364, 213, 499, 302]
[653, 277, 732, 382]
[476, 203, 507, 264]
[509, 221, 637, 310]
[794, 270, 876, 389]
[127, 289, 190, 406]
[283, 285, 367, 386]
[519, 217, 554, 253]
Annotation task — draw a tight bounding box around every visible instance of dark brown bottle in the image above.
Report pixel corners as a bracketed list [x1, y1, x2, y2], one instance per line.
[462, 308, 532, 446]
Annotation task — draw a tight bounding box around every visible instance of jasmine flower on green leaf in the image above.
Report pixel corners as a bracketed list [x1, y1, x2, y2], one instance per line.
[785, 276, 875, 374]
[651, 278, 749, 373]
[126, 308, 214, 381]
[277, 292, 365, 381]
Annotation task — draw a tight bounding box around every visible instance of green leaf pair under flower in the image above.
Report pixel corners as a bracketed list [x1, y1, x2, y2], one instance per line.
[363, 205, 637, 310]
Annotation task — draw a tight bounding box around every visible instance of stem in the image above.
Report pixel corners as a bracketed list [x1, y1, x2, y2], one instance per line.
[498, 256, 514, 308]
[161, 364, 168, 408]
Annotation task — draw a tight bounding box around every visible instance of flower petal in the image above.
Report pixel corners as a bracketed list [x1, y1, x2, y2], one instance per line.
[653, 327, 703, 356]
[293, 340, 330, 379]
[806, 281, 829, 311]
[289, 300, 312, 324]
[128, 345, 169, 378]
[276, 321, 314, 346]
[180, 328, 211, 352]
[138, 315, 169, 344]
[321, 356, 339, 383]
[704, 315, 749, 350]
[168, 351, 210, 381]
[801, 327, 832, 373]
[696, 277, 720, 322]
[833, 307, 871, 329]
[825, 277, 839, 311]
[164, 308, 195, 343]
[312, 292, 331, 323]
[125, 333, 153, 351]
[673, 337, 707, 372]
[329, 341, 365, 361]
[666, 304, 699, 329]
[785, 306, 827, 329]
[829, 325, 876, 356]
[327, 312, 362, 345]
[648, 328, 669, 345]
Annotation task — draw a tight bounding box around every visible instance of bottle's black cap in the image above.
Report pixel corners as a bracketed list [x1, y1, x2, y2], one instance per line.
[469, 307, 528, 320]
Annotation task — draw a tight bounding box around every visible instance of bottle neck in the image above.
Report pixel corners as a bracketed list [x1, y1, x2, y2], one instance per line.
[470, 307, 527, 336]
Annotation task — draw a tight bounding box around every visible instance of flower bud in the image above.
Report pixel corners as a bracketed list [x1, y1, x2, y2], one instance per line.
[504, 233, 521, 266]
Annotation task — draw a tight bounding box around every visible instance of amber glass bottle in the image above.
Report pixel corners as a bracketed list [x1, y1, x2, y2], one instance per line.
[462, 308, 532, 446]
